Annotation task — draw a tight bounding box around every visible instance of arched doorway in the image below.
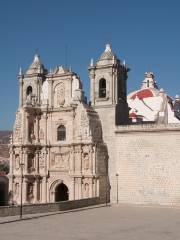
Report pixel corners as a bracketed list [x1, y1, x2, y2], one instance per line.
[55, 183, 69, 202]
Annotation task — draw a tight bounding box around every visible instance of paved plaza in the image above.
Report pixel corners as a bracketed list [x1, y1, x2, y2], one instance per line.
[1, 204, 180, 240]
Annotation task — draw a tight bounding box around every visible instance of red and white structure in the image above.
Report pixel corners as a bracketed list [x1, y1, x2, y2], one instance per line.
[128, 72, 180, 123]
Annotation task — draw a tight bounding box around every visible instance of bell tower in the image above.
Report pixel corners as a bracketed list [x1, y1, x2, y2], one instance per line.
[18, 54, 47, 107]
[88, 44, 129, 126]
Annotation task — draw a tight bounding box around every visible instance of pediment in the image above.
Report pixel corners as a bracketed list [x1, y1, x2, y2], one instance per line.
[54, 66, 69, 75]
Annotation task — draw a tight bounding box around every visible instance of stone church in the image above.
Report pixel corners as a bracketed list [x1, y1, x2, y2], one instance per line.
[9, 44, 180, 206]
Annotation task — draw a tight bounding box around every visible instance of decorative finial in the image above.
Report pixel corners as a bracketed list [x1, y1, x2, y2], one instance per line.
[90, 58, 94, 66]
[105, 43, 112, 52]
[34, 54, 40, 63]
[159, 88, 164, 93]
[123, 60, 126, 67]
[145, 72, 154, 79]
[175, 95, 180, 100]
[19, 67, 23, 76]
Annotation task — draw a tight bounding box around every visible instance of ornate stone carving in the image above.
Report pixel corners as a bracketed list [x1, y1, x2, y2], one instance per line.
[27, 153, 35, 173]
[39, 153, 45, 169]
[82, 145, 90, 171]
[14, 112, 22, 142]
[84, 182, 89, 198]
[81, 110, 89, 127]
[27, 182, 34, 203]
[14, 182, 20, 198]
[56, 83, 65, 107]
[39, 129, 44, 140]
[51, 149, 70, 170]
[15, 154, 20, 170]
[83, 153, 89, 170]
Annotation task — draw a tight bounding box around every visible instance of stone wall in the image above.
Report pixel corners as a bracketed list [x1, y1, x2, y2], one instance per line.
[0, 197, 101, 217]
[112, 124, 180, 205]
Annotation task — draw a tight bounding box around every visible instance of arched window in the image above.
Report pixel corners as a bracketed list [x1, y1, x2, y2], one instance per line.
[99, 78, 106, 98]
[26, 86, 33, 96]
[57, 125, 66, 141]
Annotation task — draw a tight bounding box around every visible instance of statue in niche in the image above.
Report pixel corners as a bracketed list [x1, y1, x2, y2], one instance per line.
[39, 129, 44, 140]
[84, 183, 89, 198]
[26, 93, 32, 105]
[56, 83, 65, 106]
[84, 153, 89, 170]
[39, 154, 45, 169]
[15, 154, 20, 170]
[31, 96, 37, 106]
[30, 129, 36, 142]
[28, 154, 35, 173]
[27, 183, 34, 203]
[14, 183, 19, 198]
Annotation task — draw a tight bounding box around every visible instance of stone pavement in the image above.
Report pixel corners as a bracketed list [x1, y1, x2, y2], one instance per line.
[0, 204, 180, 240]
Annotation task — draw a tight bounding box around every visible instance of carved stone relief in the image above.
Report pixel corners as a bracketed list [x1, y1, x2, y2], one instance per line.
[27, 153, 35, 173]
[82, 145, 90, 171]
[81, 110, 89, 127]
[39, 129, 44, 140]
[51, 148, 70, 170]
[27, 182, 34, 203]
[83, 153, 89, 170]
[83, 182, 89, 198]
[55, 83, 65, 107]
[14, 182, 20, 199]
[39, 153, 45, 169]
[14, 112, 22, 142]
[15, 154, 20, 170]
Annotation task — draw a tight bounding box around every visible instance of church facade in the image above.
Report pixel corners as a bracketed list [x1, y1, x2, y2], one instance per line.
[9, 44, 180, 206]
[9, 53, 108, 205]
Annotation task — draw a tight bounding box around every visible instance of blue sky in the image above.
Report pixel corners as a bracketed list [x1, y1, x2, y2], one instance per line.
[1, 0, 180, 130]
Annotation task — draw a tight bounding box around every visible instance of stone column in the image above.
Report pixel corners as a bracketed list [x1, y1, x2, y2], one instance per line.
[34, 179, 38, 203]
[90, 71, 95, 105]
[24, 111, 29, 144]
[48, 79, 53, 107]
[79, 147, 82, 174]
[79, 178, 82, 199]
[90, 178, 94, 198]
[19, 78, 23, 107]
[75, 178, 82, 200]
[69, 146, 74, 174]
[44, 114, 48, 145]
[35, 151, 39, 174]
[22, 148, 26, 174]
[35, 116, 40, 143]
[22, 179, 27, 203]
[90, 145, 93, 174]
[9, 147, 14, 175]
[92, 145, 96, 175]
[41, 177, 47, 203]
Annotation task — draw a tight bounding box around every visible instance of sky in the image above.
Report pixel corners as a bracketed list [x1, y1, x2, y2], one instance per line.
[1, 0, 180, 130]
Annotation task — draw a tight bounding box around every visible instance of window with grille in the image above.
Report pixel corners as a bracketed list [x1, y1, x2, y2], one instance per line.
[57, 125, 66, 141]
